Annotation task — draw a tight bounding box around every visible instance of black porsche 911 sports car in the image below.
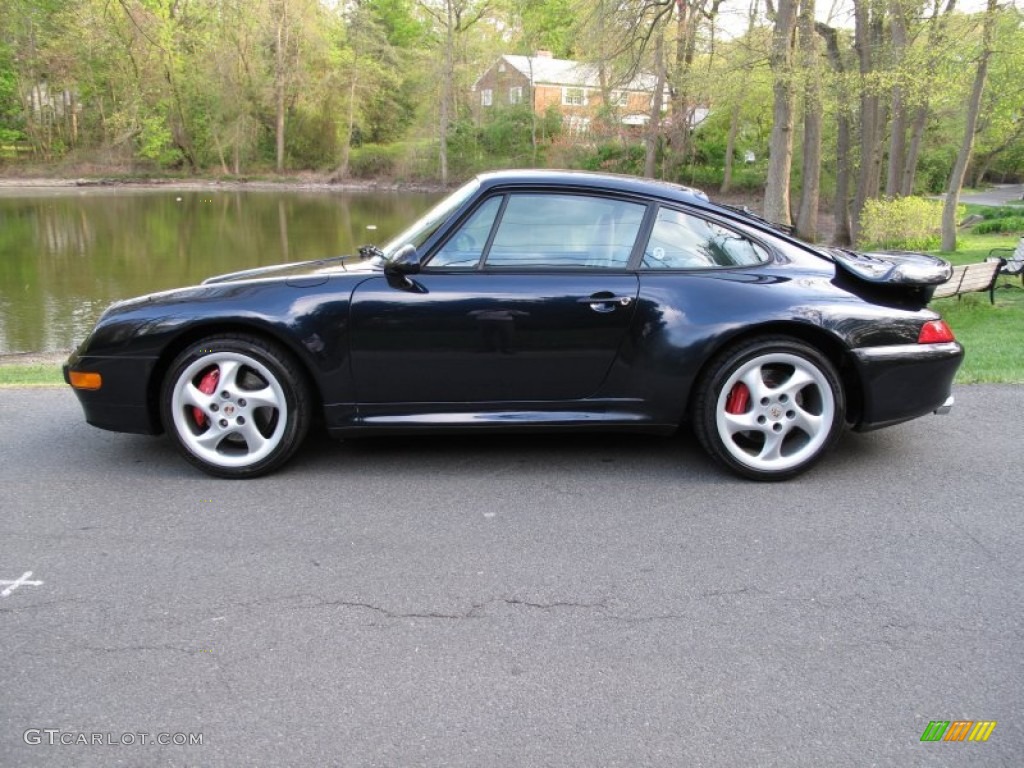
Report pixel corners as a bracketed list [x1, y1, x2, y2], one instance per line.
[64, 170, 963, 480]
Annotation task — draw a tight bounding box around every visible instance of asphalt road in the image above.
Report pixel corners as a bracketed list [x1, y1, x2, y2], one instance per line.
[958, 184, 1024, 207]
[1, 386, 1021, 767]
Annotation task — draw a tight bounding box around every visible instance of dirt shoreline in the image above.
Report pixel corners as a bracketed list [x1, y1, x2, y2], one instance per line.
[0, 175, 448, 193]
[0, 350, 71, 366]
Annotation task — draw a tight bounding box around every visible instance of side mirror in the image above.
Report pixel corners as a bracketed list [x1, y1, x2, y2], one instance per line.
[385, 243, 422, 276]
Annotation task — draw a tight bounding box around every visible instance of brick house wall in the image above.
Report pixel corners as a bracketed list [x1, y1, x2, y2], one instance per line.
[472, 55, 663, 132]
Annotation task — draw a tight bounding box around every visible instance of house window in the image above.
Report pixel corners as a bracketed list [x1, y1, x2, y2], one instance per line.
[610, 91, 628, 107]
[481, 88, 493, 107]
[562, 87, 587, 107]
[509, 86, 522, 105]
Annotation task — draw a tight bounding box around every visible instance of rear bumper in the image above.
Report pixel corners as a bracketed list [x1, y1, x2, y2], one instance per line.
[850, 342, 963, 431]
[64, 351, 162, 435]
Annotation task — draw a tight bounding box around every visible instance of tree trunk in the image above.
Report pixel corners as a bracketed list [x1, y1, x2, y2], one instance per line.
[901, 0, 958, 197]
[645, 32, 666, 178]
[901, 104, 928, 196]
[274, 0, 287, 174]
[795, 0, 821, 241]
[721, 103, 739, 193]
[851, 0, 886, 243]
[885, 0, 908, 197]
[815, 22, 853, 244]
[941, 0, 997, 251]
[722, 0, 758, 195]
[764, 0, 798, 226]
[438, 1, 454, 186]
[338, 75, 357, 179]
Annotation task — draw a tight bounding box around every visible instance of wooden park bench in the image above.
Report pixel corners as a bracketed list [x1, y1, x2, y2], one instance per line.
[931, 260, 1002, 303]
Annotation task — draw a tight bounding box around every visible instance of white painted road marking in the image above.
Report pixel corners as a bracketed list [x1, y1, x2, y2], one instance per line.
[0, 571, 43, 597]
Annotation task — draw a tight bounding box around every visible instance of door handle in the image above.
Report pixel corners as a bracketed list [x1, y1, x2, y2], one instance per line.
[578, 294, 633, 312]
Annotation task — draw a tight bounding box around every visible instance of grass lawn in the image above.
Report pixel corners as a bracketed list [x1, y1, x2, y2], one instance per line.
[0, 362, 65, 387]
[931, 285, 1024, 383]
[928, 229, 1024, 383]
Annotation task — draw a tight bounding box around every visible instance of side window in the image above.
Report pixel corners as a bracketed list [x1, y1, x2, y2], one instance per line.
[642, 208, 770, 269]
[485, 194, 646, 269]
[428, 196, 503, 269]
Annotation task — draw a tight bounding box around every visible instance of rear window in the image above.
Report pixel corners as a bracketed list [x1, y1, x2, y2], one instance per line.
[641, 208, 770, 269]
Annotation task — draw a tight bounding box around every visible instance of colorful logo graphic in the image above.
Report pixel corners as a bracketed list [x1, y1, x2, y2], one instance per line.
[920, 720, 997, 742]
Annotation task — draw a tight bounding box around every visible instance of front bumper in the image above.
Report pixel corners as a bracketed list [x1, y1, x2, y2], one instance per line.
[849, 341, 963, 431]
[64, 351, 162, 435]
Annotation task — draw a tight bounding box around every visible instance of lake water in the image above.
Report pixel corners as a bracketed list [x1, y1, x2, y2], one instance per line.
[0, 187, 440, 354]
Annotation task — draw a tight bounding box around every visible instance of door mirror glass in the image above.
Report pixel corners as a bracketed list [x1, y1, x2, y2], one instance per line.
[386, 243, 421, 275]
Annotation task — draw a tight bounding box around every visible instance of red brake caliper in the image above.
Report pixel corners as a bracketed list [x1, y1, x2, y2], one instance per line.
[192, 367, 221, 427]
[725, 382, 750, 414]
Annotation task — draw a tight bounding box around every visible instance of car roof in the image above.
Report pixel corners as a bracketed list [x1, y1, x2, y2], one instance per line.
[474, 169, 714, 209]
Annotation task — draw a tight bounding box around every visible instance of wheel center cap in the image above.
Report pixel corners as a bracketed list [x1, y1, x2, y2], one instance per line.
[768, 405, 783, 420]
[223, 404, 236, 416]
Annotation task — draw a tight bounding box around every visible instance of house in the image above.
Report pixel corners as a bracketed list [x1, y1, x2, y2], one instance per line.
[472, 52, 678, 135]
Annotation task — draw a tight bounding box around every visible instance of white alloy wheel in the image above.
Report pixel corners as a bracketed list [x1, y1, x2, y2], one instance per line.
[694, 338, 844, 480]
[162, 336, 310, 478]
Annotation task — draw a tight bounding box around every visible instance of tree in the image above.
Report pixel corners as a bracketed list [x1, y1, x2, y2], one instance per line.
[794, 0, 821, 240]
[763, 0, 798, 226]
[420, 0, 492, 185]
[941, 0, 999, 251]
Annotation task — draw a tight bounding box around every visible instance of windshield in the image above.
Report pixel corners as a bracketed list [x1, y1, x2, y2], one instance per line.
[381, 179, 481, 259]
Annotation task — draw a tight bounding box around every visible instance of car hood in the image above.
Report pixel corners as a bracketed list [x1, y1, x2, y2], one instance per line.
[824, 248, 952, 286]
[201, 254, 379, 285]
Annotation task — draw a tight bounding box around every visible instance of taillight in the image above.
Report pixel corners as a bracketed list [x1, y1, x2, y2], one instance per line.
[918, 319, 956, 344]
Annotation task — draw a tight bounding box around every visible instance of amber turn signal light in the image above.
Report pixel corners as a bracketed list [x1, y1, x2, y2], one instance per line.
[69, 371, 103, 390]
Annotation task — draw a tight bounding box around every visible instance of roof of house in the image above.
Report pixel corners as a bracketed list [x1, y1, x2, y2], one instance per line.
[478, 55, 660, 93]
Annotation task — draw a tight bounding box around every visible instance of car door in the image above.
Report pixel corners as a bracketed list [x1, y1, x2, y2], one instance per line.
[349, 191, 649, 404]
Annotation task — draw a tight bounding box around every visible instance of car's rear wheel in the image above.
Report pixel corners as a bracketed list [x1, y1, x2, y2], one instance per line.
[161, 334, 310, 478]
[693, 337, 844, 481]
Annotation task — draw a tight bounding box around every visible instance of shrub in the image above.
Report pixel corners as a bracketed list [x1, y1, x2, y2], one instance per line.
[347, 143, 402, 178]
[858, 196, 963, 251]
[676, 163, 765, 193]
[973, 216, 1024, 234]
[570, 142, 646, 175]
[979, 206, 1024, 221]
[479, 105, 535, 157]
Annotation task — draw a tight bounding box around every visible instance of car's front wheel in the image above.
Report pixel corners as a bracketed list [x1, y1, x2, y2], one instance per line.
[693, 337, 844, 481]
[160, 334, 311, 478]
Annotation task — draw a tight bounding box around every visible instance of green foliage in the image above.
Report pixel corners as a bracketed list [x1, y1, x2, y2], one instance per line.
[0, 44, 25, 143]
[914, 147, 957, 194]
[348, 143, 402, 178]
[137, 115, 182, 168]
[287, 108, 340, 170]
[676, 163, 765, 193]
[478, 105, 535, 157]
[347, 141, 436, 180]
[571, 143, 646, 175]
[518, 0, 576, 58]
[978, 206, 1024, 220]
[972, 217, 1024, 234]
[858, 197, 961, 251]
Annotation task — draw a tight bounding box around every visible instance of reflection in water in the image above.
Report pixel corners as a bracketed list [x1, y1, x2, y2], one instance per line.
[0, 188, 439, 353]
[469, 308, 529, 354]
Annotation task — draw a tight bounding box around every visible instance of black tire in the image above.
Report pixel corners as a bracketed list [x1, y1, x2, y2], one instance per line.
[160, 334, 311, 478]
[692, 336, 844, 481]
